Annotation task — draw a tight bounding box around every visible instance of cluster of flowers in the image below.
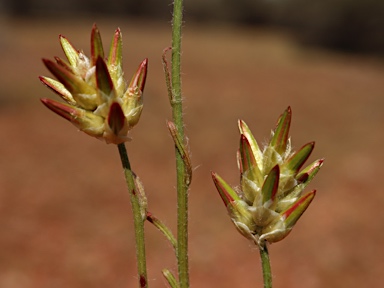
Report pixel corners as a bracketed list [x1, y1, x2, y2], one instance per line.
[212, 107, 323, 247]
[40, 24, 147, 144]
[40, 26, 322, 247]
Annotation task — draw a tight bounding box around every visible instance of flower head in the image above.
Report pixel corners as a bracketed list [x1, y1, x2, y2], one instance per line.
[212, 107, 323, 247]
[40, 24, 148, 144]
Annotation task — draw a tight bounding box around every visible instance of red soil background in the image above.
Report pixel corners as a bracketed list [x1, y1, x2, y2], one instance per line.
[0, 18, 383, 288]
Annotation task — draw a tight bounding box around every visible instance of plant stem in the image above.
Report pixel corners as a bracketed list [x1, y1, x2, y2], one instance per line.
[171, 0, 190, 287]
[259, 244, 272, 288]
[117, 143, 148, 288]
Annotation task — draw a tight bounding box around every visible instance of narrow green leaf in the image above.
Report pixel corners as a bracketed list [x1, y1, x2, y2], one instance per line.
[162, 269, 180, 288]
[147, 212, 177, 251]
[167, 121, 192, 186]
[162, 47, 173, 103]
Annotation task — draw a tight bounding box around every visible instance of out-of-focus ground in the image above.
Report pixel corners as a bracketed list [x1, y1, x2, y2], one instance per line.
[0, 17, 384, 288]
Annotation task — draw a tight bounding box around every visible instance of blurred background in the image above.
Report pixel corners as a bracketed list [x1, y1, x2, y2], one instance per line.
[0, 0, 383, 287]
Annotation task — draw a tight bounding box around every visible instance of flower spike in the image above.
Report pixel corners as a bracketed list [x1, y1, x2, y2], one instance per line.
[212, 107, 323, 247]
[40, 25, 147, 144]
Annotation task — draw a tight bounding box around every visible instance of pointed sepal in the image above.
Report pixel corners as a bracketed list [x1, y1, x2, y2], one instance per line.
[91, 24, 105, 65]
[228, 200, 257, 240]
[261, 165, 280, 206]
[238, 120, 263, 169]
[211, 172, 240, 207]
[121, 59, 147, 128]
[59, 35, 79, 68]
[239, 134, 262, 184]
[40, 98, 81, 123]
[108, 102, 125, 136]
[42, 58, 98, 110]
[95, 56, 115, 100]
[108, 27, 124, 94]
[296, 158, 324, 184]
[282, 190, 316, 229]
[40, 98, 104, 138]
[258, 191, 315, 245]
[127, 58, 148, 96]
[269, 106, 291, 155]
[284, 142, 315, 174]
[108, 27, 123, 71]
[39, 76, 76, 105]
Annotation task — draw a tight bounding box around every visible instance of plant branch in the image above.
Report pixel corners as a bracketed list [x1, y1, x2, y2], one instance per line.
[118, 143, 148, 288]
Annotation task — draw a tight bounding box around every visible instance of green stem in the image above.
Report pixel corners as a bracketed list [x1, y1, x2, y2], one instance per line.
[259, 244, 272, 288]
[171, 0, 190, 287]
[117, 143, 148, 288]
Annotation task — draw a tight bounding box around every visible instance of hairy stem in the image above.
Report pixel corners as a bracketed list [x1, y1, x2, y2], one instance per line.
[259, 244, 272, 288]
[171, 0, 190, 287]
[117, 143, 148, 288]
